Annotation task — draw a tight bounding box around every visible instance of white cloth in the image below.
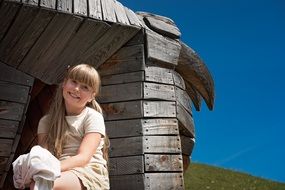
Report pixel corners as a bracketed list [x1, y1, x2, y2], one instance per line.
[12, 145, 61, 190]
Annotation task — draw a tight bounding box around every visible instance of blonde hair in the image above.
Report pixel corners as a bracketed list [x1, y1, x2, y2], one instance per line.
[46, 64, 109, 163]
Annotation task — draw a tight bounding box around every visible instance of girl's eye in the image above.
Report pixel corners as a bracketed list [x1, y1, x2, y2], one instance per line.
[71, 80, 77, 84]
[82, 85, 90, 91]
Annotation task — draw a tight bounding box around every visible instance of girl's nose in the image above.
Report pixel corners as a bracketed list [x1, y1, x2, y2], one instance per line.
[75, 85, 80, 91]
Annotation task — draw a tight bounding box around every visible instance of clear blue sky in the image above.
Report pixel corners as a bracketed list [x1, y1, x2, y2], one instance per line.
[120, 0, 285, 183]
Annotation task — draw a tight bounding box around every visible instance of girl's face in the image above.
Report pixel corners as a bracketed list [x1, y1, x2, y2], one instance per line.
[62, 78, 94, 115]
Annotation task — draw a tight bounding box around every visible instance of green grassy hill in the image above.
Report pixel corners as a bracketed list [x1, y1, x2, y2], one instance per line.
[184, 163, 285, 190]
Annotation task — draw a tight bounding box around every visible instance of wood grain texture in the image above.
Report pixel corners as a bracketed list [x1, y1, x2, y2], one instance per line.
[0, 81, 30, 103]
[145, 66, 174, 85]
[145, 154, 183, 172]
[0, 119, 18, 138]
[110, 174, 144, 190]
[0, 101, 25, 121]
[57, 0, 72, 13]
[145, 173, 184, 190]
[109, 156, 144, 175]
[88, 0, 102, 19]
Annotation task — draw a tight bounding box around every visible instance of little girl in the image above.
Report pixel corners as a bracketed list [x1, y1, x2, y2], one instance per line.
[31, 64, 109, 190]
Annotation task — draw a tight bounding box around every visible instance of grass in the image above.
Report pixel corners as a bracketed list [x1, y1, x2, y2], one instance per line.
[184, 163, 285, 190]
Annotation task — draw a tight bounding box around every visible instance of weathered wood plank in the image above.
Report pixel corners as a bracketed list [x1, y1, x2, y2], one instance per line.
[0, 157, 8, 173]
[0, 5, 39, 64]
[40, 0, 56, 9]
[124, 7, 142, 26]
[146, 30, 181, 66]
[79, 23, 139, 72]
[44, 19, 110, 84]
[110, 174, 144, 190]
[23, 0, 38, 6]
[124, 29, 144, 46]
[74, 0, 87, 16]
[0, 2, 21, 41]
[113, 1, 129, 25]
[176, 102, 195, 138]
[102, 101, 142, 121]
[175, 86, 192, 115]
[5, 8, 55, 68]
[0, 139, 13, 157]
[105, 118, 179, 138]
[19, 14, 82, 81]
[0, 62, 33, 86]
[98, 44, 145, 76]
[101, 71, 144, 85]
[144, 136, 181, 153]
[109, 156, 144, 175]
[145, 173, 184, 190]
[101, 0, 116, 22]
[145, 154, 183, 172]
[0, 101, 25, 121]
[143, 101, 176, 118]
[142, 118, 179, 136]
[103, 100, 175, 120]
[143, 14, 181, 39]
[99, 82, 142, 103]
[109, 136, 143, 157]
[0, 119, 18, 138]
[57, 0, 72, 13]
[145, 66, 174, 85]
[172, 70, 186, 90]
[185, 80, 202, 111]
[0, 81, 30, 103]
[180, 135, 195, 156]
[88, 0, 102, 19]
[144, 82, 175, 101]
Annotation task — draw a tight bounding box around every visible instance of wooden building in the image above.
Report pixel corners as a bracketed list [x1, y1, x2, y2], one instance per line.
[0, 0, 214, 189]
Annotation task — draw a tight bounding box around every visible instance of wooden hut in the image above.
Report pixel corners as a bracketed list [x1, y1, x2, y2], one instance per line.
[0, 0, 214, 189]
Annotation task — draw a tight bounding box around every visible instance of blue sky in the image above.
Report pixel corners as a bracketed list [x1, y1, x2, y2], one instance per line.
[120, 0, 285, 183]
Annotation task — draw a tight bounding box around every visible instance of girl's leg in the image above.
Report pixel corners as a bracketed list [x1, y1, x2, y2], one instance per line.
[53, 171, 85, 190]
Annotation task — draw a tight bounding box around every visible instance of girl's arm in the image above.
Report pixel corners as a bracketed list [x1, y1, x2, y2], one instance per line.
[60, 132, 101, 172]
[38, 133, 48, 149]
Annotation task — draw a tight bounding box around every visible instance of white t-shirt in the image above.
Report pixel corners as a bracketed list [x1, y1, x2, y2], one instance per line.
[37, 107, 107, 167]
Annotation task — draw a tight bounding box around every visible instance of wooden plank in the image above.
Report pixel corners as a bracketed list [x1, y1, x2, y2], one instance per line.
[5, 8, 55, 68]
[0, 157, 8, 173]
[79, 25, 140, 72]
[57, 0, 72, 13]
[106, 119, 143, 138]
[180, 136, 195, 156]
[109, 136, 143, 157]
[0, 61, 34, 86]
[145, 66, 174, 85]
[177, 102, 195, 138]
[0, 119, 18, 138]
[40, 0, 56, 9]
[23, 0, 38, 6]
[185, 80, 202, 111]
[110, 174, 144, 190]
[106, 118, 178, 138]
[0, 5, 39, 64]
[109, 156, 143, 175]
[142, 118, 179, 136]
[145, 154, 183, 172]
[0, 101, 25, 121]
[88, 0, 102, 19]
[0, 139, 13, 157]
[74, 0, 87, 16]
[101, 0, 116, 22]
[146, 30, 181, 66]
[172, 70, 186, 90]
[19, 14, 82, 81]
[124, 29, 144, 46]
[113, 1, 129, 25]
[0, 2, 21, 41]
[102, 101, 143, 121]
[0, 81, 30, 103]
[98, 44, 145, 76]
[144, 15, 181, 39]
[144, 82, 175, 101]
[44, 19, 110, 84]
[144, 136, 181, 153]
[101, 71, 144, 85]
[175, 86, 192, 115]
[145, 173, 184, 190]
[124, 7, 142, 26]
[99, 82, 143, 103]
[143, 101, 176, 118]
